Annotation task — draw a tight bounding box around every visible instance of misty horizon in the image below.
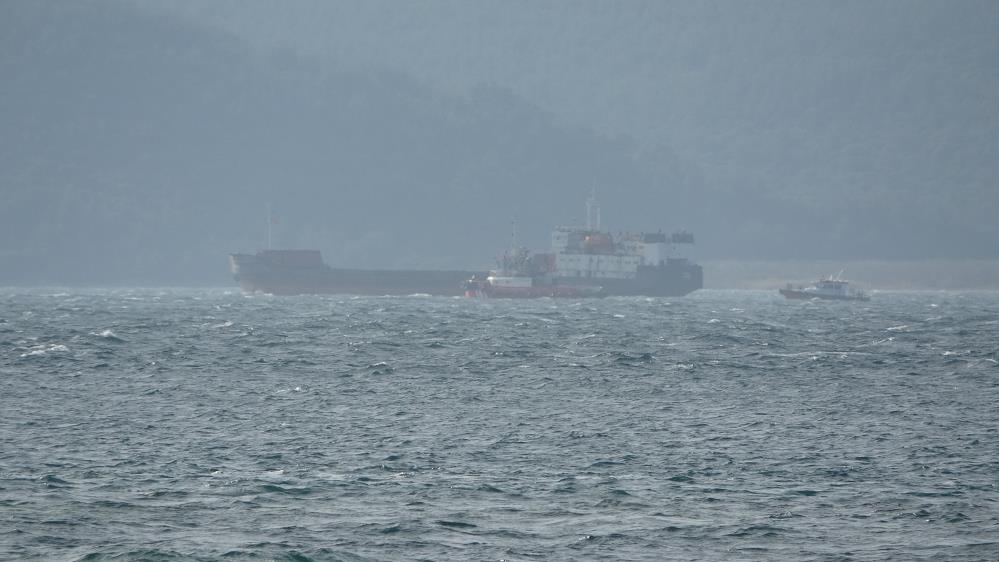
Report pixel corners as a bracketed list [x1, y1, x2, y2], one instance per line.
[1, 0, 997, 287]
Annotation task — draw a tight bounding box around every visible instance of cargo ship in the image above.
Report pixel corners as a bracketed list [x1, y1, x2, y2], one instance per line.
[230, 195, 702, 297]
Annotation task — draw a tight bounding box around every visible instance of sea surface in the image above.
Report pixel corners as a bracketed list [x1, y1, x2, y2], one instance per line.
[2, 288, 998, 561]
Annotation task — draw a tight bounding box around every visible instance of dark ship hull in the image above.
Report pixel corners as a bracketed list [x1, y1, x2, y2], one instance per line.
[230, 251, 482, 296]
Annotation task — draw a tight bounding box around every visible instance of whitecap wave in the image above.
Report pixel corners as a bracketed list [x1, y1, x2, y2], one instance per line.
[20, 343, 69, 357]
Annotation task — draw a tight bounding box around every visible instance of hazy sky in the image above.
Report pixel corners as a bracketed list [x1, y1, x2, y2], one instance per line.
[141, 0, 999, 141]
[2, 1, 997, 284]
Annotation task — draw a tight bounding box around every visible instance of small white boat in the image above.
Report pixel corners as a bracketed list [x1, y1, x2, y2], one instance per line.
[779, 272, 869, 301]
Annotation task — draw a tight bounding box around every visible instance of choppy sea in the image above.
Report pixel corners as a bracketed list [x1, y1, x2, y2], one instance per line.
[2, 288, 998, 561]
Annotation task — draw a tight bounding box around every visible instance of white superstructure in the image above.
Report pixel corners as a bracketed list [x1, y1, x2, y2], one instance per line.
[548, 194, 694, 280]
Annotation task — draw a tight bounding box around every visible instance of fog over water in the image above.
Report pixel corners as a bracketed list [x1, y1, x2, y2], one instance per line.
[1, 0, 997, 285]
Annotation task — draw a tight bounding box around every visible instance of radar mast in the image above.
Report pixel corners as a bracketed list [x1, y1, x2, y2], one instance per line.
[586, 189, 601, 230]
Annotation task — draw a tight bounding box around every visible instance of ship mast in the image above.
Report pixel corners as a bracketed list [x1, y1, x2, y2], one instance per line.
[586, 189, 601, 230]
[266, 203, 273, 250]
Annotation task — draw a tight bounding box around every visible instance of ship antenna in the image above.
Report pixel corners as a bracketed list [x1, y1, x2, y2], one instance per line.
[267, 203, 273, 250]
[586, 188, 601, 230]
